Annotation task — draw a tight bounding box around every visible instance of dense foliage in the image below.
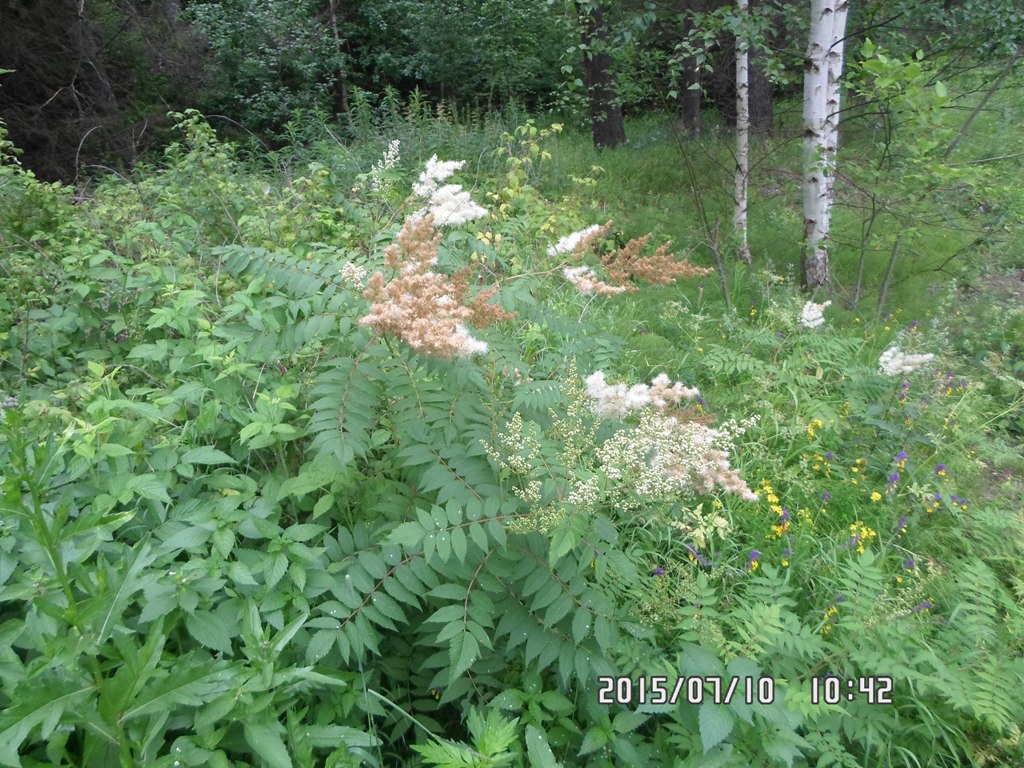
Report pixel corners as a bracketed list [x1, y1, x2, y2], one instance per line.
[1, 94, 1023, 767]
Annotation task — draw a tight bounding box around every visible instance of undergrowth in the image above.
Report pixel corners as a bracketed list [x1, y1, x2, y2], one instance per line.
[0, 102, 1022, 768]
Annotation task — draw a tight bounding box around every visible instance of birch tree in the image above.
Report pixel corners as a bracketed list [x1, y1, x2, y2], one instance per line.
[733, 0, 752, 263]
[801, 0, 849, 290]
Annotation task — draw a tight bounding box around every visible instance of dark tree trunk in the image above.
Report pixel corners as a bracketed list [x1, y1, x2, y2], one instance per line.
[676, 0, 706, 136]
[749, 48, 774, 135]
[577, 3, 626, 149]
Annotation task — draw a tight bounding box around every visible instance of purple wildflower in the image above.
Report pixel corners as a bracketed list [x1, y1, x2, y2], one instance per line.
[825, 452, 835, 462]
[910, 320, 919, 329]
[821, 491, 832, 503]
[911, 600, 933, 613]
[887, 472, 900, 491]
[895, 516, 908, 535]
[653, 566, 666, 577]
[835, 593, 846, 603]
[783, 547, 792, 556]
[895, 451, 908, 462]
[684, 544, 710, 567]
[903, 557, 916, 570]
[935, 464, 947, 476]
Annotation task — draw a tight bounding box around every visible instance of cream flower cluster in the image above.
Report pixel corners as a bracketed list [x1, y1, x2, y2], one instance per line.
[598, 411, 758, 502]
[584, 371, 699, 421]
[411, 155, 486, 227]
[799, 299, 831, 329]
[562, 266, 631, 296]
[339, 261, 368, 288]
[878, 345, 935, 376]
[548, 225, 603, 256]
[369, 139, 400, 191]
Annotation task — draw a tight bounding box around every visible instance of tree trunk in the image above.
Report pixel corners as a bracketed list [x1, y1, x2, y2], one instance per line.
[749, 47, 773, 135]
[676, 0, 706, 136]
[327, 0, 350, 114]
[578, 2, 626, 149]
[734, 0, 751, 263]
[801, 0, 849, 291]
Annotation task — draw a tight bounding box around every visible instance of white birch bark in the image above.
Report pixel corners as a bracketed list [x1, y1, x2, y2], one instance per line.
[802, 0, 849, 290]
[734, 0, 752, 264]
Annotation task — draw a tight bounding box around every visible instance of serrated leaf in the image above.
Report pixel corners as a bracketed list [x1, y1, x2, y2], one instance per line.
[284, 523, 326, 542]
[126, 474, 171, 503]
[548, 524, 576, 565]
[525, 725, 562, 768]
[449, 631, 479, 682]
[699, 704, 734, 752]
[369, 592, 406, 624]
[571, 609, 591, 643]
[265, 553, 288, 588]
[451, 526, 468, 563]
[427, 604, 465, 625]
[88, 538, 155, 644]
[187, 610, 233, 653]
[594, 615, 614, 652]
[306, 630, 336, 664]
[244, 718, 293, 768]
[469, 522, 488, 552]
[389, 521, 426, 549]
[544, 594, 573, 626]
[122, 658, 233, 720]
[427, 584, 467, 600]
[180, 446, 236, 465]
[612, 711, 649, 734]
[228, 560, 258, 586]
[161, 525, 210, 552]
[0, 680, 92, 767]
[578, 727, 609, 756]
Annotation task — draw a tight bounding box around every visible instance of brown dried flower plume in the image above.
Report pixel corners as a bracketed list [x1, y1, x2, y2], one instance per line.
[360, 215, 515, 358]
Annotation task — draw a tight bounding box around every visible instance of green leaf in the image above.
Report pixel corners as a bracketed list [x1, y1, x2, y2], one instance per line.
[451, 526, 468, 563]
[126, 474, 171, 503]
[122, 658, 234, 721]
[699, 704, 734, 752]
[571, 609, 591, 643]
[0, 679, 93, 767]
[244, 718, 293, 768]
[228, 560, 258, 586]
[186, 610, 233, 654]
[283, 524, 327, 542]
[449, 630, 480, 682]
[180, 446, 236, 465]
[89, 537, 155, 644]
[612, 711, 649, 734]
[549, 524, 576, 565]
[266, 553, 288, 588]
[427, 605, 465, 625]
[525, 725, 562, 768]
[469, 522, 488, 552]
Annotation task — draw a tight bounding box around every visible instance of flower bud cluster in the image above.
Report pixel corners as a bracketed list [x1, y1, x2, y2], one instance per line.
[360, 215, 513, 359]
[799, 300, 831, 329]
[878, 345, 935, 376]
[411, 155, 486, 227]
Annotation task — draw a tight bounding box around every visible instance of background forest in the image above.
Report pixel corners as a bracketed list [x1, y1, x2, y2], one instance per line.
[1, 1, 1024, 767]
